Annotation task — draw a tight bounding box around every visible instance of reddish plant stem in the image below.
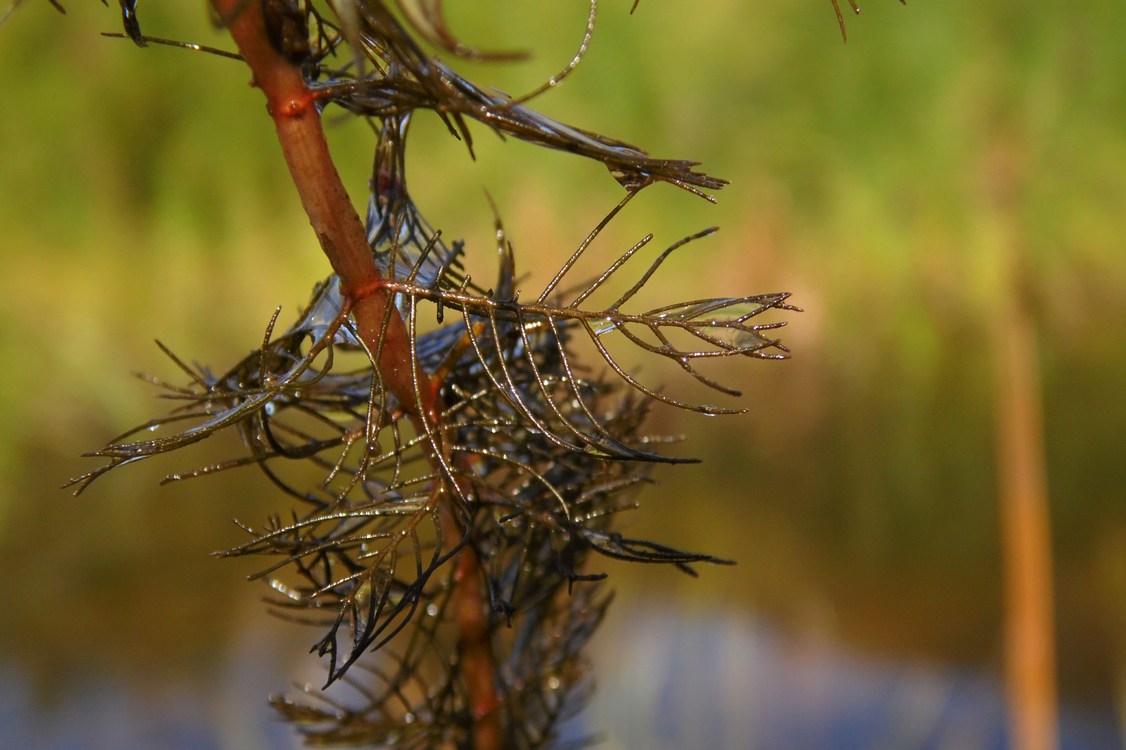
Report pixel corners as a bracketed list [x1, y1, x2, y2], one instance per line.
[213, 0, 419, 413]
[211, 2, 501, 746]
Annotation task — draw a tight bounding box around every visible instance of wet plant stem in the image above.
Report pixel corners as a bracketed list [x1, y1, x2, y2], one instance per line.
[210, 2, 501, 746]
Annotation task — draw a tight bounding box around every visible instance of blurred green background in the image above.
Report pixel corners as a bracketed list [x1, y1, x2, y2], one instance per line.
[1, 1, 1123, 748]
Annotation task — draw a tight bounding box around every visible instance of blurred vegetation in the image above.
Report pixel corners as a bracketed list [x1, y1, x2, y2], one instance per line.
[1, 0, 1123, 737]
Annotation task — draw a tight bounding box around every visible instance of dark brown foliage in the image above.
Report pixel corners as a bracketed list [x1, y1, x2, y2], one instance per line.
[66, 2, 798, 747]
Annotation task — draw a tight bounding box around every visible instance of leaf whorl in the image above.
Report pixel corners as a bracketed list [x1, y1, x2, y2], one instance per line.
[74, 2, 797, 746]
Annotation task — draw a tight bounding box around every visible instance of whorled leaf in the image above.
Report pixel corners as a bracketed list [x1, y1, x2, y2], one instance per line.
[268, 573, 611, 749]
[298, 1, 727, 200]
[68, 206, 755, 680]
[65, 4, 801, 745]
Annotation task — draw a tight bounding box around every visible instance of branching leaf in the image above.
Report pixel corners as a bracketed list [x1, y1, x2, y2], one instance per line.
[67, 3, 805, 746]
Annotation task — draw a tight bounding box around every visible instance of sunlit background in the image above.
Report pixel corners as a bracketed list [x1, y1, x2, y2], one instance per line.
[1, 1, 1123, 748]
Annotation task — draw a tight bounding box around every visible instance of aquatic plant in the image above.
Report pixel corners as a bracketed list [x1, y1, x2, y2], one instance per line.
[55, 1, 801, 747]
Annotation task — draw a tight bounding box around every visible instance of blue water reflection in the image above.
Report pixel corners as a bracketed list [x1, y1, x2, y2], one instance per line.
[589, 607, 1121, 750]
[0, 624, 301, 750]
[1, 609, 1120, 749]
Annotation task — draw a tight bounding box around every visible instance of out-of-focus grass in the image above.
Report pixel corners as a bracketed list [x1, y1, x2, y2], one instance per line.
[1, 0, 1123, 736]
